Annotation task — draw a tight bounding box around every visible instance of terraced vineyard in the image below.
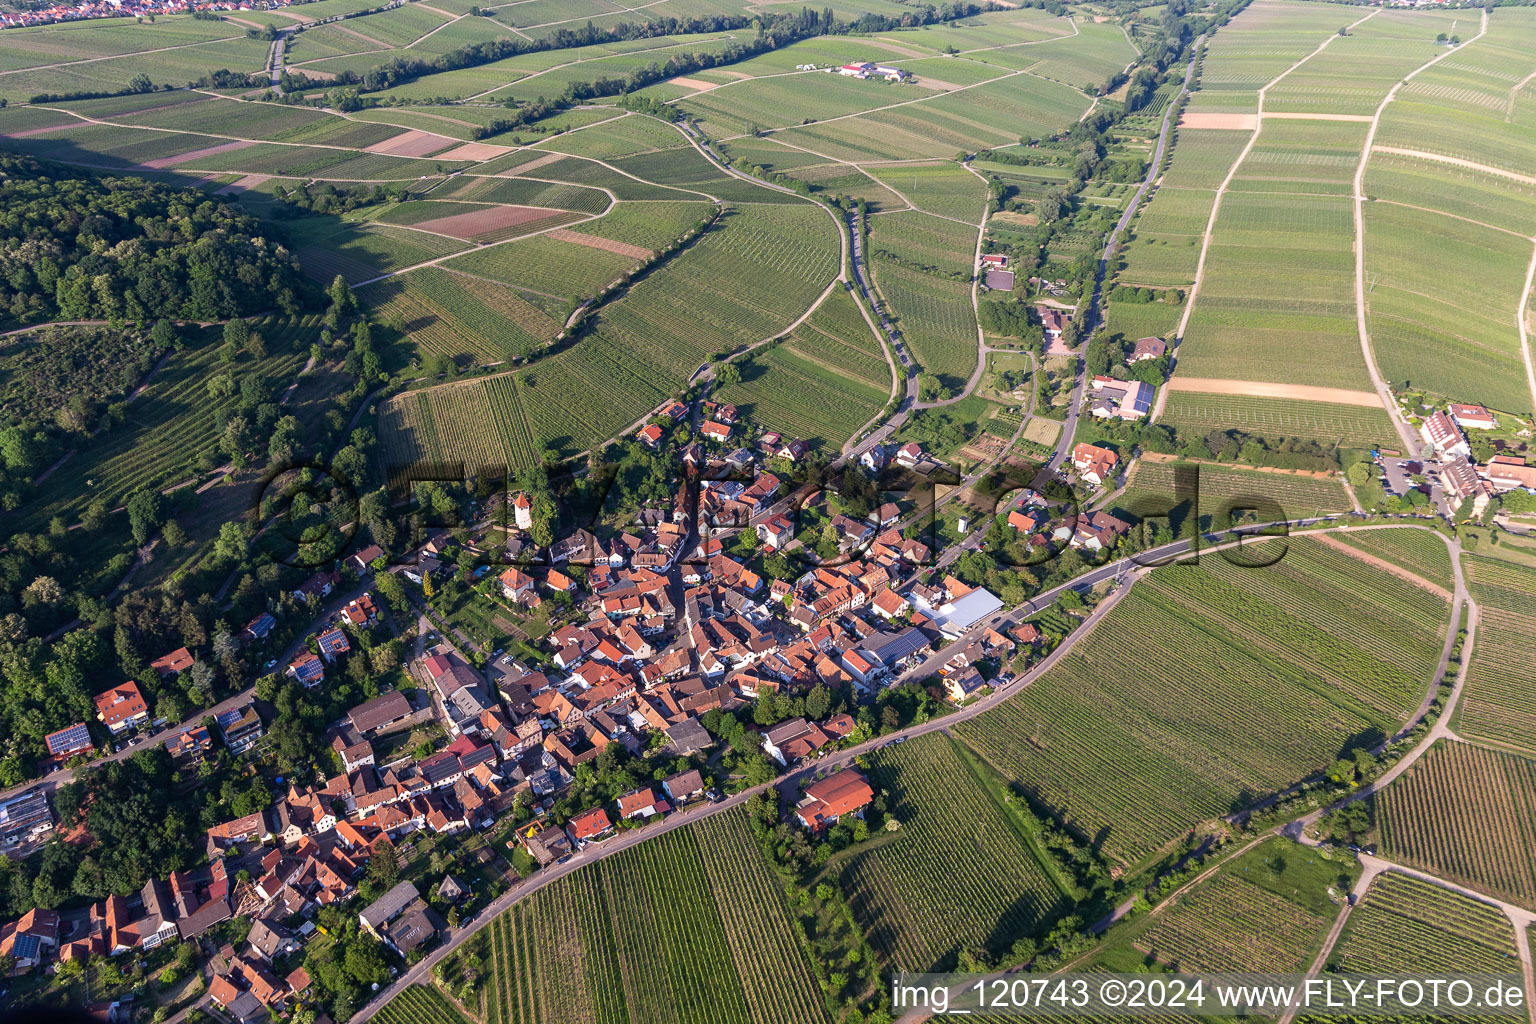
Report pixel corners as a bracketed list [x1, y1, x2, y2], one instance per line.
[1459, 555, 1536, 756]
[958, 538, 1449, 867]
[1378, 742, 1536, 912]
[484, 816, 829, 1024]
[842, 733, 1070, 971]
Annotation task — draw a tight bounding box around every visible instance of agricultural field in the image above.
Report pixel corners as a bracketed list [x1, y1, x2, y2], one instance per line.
[874, 259, 978, 391]
[1363, 200, 1533, 412]
[1325, 526, 1453, 585]
[1174, 192, 1371, 392]
[0, 16, 269, 103]
[384, 202, 839, 466]
[840, 733, 1070, 972]
[1330, 871, 1520, 978]
[1457, 555, 1536, 756]
[863, 161, 987, 222]
[479, 811, 830, 1024]
[1378, 741, 1536, 912]
[769, 70, 1091, 163]
[957, 538, 1450, 867]
[867, 210, 979, 278]
[1113, 459, 1355, 529]
[359, 266, 564, 366]
[288, 218, 470, 285]
[711, 287, 890, 451]
[373, 985, 474, 1024]
[1160, 393, 1398, 450]
[1135, 839, 1346, 973]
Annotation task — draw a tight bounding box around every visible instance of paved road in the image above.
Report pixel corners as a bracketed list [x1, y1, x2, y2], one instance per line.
[350, 512, 1388, 1021]
[0, 578, 379, 815]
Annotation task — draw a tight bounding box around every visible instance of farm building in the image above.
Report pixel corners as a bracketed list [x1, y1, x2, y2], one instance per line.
[1482, 455, 1536, 492]
[1449, 404, 1497, 430]
[1421, 411, 1470, 458]
[1088, 376, 1152, 420]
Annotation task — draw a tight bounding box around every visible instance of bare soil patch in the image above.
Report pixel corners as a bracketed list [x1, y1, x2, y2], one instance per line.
[668, 76, 718, 92]
[1179, 111, 1258, 130]
[366, 130, 454, 157]
[413, 204, 564, 241]
[1166, 377, 1383, 407]
[435, 141, 516, 161]
[506, 150, 566, 174]
[2, 123, 69, 139]
[216, 173, 271, 196]
[548, 228, 651, 260]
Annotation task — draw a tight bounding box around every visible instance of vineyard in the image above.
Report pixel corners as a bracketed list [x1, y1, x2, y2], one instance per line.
[374, 984, 474, 1024]
[956, 540, 1448, 867]
[841, 733, 1070, 971]
[712, 343, 886, 452]
[1332, 871, 1519, 976]
[1458, 555, 1536, 756]
[479, 816, 829, 1024]
[866, 161, 987, 223]
[1115, 459, 1354, 529]
[18, 317, 313, 529]
[868, 210, 979, 278]
[360, 267, 563, 366]
[1326, 526, 1453, 587]
[1161, 393, 1398, 450]
[1378, 741, 1536, 912]
[1138, 873, 1329, 973]
[875, 259, 978, 391]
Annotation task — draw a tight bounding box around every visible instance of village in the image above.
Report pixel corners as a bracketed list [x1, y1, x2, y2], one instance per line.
[1, 0, 315, 29]
[0, 389, 1145, 1022]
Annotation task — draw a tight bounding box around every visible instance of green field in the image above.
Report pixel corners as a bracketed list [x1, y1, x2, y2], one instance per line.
[1161, 393, 1398, 450]
[875, 259, 977, 391]
[480, 810, 831, 1024]
[1458, 555, 1536, 756]
[373, 984, 475, 1024]
[359, 266, 563, 366]
[711, 285, 890, 451]
[1330, 870, 1520, 978]
[15, 317, 313, 528]
[1114, 459, 1355, 529]
[383, 202, 840, 468]
[842, 733, 1071, 971]
[957, 538, 1450, 867]
[1137, 838, 1343, 972]
[1379, 741, 1536, 912]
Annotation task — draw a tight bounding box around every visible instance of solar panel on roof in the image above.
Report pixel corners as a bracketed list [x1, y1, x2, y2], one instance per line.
[46, 722, 91, 754]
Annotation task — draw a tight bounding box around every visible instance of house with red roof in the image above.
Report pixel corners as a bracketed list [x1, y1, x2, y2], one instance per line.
[94, 682, 149, 734]
[565, 807, 613, 847]
[795, 769, 874, 830]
